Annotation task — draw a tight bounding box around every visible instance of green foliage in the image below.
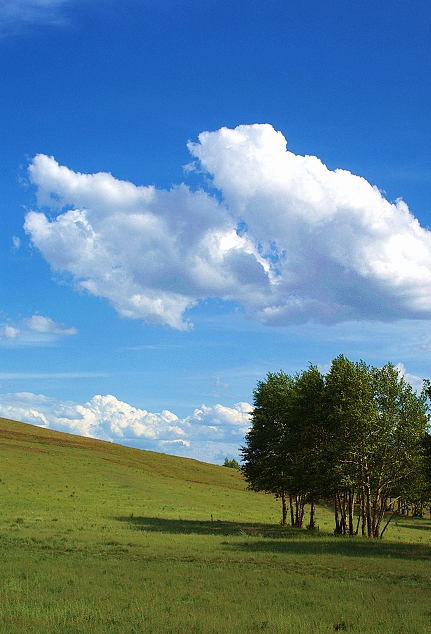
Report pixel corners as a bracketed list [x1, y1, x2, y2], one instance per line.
[422, 432, 431, 485]
[242, 366, 327, 527]
[241, 371, 296, 525]
[242, 357, 431, 537]
[223, 457, 240, 469]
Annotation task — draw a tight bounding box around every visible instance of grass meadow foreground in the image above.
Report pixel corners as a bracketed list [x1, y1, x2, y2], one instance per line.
[0, 418, 430, 633]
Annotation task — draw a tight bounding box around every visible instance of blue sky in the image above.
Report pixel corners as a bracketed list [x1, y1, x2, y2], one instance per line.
[1, 0, 431, 463]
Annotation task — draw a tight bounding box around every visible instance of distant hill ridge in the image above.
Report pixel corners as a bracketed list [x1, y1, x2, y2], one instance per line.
[0, 416, 246, 489]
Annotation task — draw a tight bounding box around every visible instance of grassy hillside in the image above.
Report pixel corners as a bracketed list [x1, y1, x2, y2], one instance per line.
[0, 416, 430, 633]
[0, 415, 280, 524]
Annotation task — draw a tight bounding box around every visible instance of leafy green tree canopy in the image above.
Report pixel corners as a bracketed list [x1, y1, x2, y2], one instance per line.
[241, 357, 430, 536]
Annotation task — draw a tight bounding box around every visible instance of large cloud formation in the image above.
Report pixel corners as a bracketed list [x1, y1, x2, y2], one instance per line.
[24, 124, 431, 328]
[0, 393, 251, 463]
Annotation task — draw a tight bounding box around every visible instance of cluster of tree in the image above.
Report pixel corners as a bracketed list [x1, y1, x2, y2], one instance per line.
[223, 457, 240, 469]
[241, 356, 431, 538]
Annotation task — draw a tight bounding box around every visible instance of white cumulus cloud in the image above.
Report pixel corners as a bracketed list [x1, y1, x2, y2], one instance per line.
[394, 362, 425, 393]
[0, 314, 77, 345]
[0, 325, 20, 339]
[0, 392, 252, 462]
[24, 124, 431, 328]
[25, 152, 269, 330]
[24, 314, 77, 335]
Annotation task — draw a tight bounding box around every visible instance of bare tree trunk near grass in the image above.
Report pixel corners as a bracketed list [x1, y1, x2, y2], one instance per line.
[309, 498, 315, 530]
[348, 488, 354, 535]
[281, 491, 287, 526]
[289, 493, 295, 527]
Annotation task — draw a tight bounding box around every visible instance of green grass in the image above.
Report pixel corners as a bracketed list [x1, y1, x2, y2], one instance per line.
[0, 416, 430, 633]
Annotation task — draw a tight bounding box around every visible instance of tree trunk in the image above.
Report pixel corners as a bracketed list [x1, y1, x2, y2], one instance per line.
[281, 491, 287, 526]
[348, 488, 354, 536]
[361, 491, 366, 536]
[309, 498, 315, 530]
[289, 493, 295, 527]
[365, 485, 372, 538]
[379, 507, 397, 539]
[338, 492, 347, 535]
[334, 494, 341, 534]
[354, 511, 361, 536]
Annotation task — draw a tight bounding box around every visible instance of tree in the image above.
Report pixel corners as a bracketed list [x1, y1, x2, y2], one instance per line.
[241, 371, 295, 525]
[285, 365, 325, 529]
[241, 367, 325, 527]
[323, 356, 379, 535]
[322, 358, 429, 537]
[223, 457, 240, 469]
[367, 364, 429, 537]
[242, 357, 430, 537]
[420, 431, 431, 516]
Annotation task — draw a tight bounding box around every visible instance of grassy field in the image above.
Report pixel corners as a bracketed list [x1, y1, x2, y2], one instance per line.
[0, 416, 430, 633]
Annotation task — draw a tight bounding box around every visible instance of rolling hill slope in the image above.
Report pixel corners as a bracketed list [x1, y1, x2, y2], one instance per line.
[1, 416, 430, 633]
[0, 415, 280, 526]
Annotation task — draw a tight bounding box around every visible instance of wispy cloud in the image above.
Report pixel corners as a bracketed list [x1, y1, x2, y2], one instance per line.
[25, 124, 431, 330]
[0, 372, 111, 379]
[0, 314, 77, 346]
[0, 0, 80, 34]
[125, 344, 184, 350]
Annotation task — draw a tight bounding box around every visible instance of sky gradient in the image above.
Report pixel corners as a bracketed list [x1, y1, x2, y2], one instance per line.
[1, 0, 431, 463]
